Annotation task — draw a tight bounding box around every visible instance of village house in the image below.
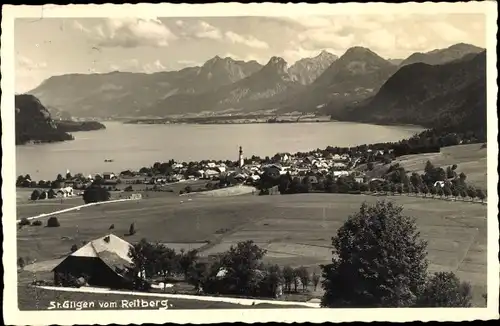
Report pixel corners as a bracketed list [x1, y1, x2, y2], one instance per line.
[102, 172, 116, 180]
[57, 186, 74, 197]
[52, 234, 136, 289]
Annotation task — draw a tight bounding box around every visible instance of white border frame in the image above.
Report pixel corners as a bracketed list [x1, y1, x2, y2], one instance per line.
[2, 2, 498, 324]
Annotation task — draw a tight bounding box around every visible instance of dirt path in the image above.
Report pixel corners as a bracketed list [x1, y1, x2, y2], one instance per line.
[34, 285, 320, 307]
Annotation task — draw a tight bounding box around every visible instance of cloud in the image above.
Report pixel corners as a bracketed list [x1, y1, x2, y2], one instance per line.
[142, 59, 167, 73]
[17, 55, 47, 70]
[73, 18, 177, 48]
[186, 21, 223, 40]
[177, 59, 201, 67]
[284, 14, 485, 58]
[177, 20, 268, 49]
[224, 31, 269, 49]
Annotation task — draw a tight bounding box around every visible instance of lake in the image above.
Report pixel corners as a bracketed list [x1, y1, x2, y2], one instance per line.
[16, 121, 424, 180]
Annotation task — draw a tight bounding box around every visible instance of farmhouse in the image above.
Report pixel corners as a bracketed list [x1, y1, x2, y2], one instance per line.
[57, 186, 74, 197]
[52, 234, 135, 289]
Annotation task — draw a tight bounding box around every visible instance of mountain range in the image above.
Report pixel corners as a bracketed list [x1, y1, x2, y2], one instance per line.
[27, 43, 484, 122]
[331, 50, 486, 134]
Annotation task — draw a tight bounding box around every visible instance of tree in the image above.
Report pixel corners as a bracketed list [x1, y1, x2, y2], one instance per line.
[476, 189, 486, 203]
[443, 185, 452, 198]
[424, 161, 435, 175]
[48, 188, 56, 199]
[466, 187, 477, 200]
[17, 257, 26, 269]
[283, 265, 294, 293]
[292, 268, 300, 292]
[30, 189, 40, 201]
[259, 264, 284, 298]
[187, 262, 210, 292]
[47, 216, 60, 227]
[178, 249, 199, 280]
[421, 184, 429, 197]
[16, 175, 25, 187]
[56, 173, 64, 181]
[39, 191, 47, 200]
[312, 272, 320, 291]
[129, 223, 136, 235]
[446, 166, 454, 179]
[219, 240, 267, 295]
[83, 186, 111, 204]
[296, 266, 311, 292]
[416, 272, 472, 307]
[321, 201, 428, 308]
[66, 172, 72, 180]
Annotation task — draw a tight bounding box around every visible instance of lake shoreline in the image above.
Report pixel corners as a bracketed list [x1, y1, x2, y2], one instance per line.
[16, 121, 425, 180]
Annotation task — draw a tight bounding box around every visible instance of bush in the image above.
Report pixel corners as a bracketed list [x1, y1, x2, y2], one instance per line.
[70, 244, 79, 253]
[129, 223, 136, 235]
[416, 272, 472, 307]
[19, 218, 31, 226]
[32, 220, 43, 226]
[83, 186, 111, 204]
[30, 190, 40, 201]
[47, 216, 60, 227]
[47, 189, 56, 199]
[38, 191, 47, 200]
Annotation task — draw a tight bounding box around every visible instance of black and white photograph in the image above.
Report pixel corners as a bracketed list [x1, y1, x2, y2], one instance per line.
[2, 2, 498, 324]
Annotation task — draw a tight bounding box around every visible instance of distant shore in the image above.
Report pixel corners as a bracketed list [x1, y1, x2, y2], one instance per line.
[124, 115, 332, 125]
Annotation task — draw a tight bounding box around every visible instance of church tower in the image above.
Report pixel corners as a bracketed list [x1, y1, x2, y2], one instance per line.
[239, 146, 244, 167]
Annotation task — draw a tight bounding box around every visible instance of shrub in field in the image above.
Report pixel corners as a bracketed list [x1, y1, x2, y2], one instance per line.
[416, 272, 472, 307]
[129, 223, 136, 235]
[83, 186, 111, 204]
[31, 220, 43, 226]
[321, 201, 428, 308]
[47, 216, 60, 227]
[19, 218, 31, 226]
[48, 188, 56, 199]
[30, 189, 40, 201]
[38, 191, 47, 200]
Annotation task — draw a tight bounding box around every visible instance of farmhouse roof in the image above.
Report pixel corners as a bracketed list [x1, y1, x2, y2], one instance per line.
[71, 234, 133, 264]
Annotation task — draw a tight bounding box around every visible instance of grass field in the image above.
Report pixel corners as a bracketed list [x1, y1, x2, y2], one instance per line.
[393, 143, 487, 189]
[17, 191, 488, 306]
[359, 143, 488, 190]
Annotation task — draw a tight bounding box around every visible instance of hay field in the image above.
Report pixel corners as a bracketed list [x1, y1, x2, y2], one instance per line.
[394, 143, 488, 189]
[17, 193, 487, 306]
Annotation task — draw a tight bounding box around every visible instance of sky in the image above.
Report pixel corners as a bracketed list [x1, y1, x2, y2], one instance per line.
[15, 14, 486, 93]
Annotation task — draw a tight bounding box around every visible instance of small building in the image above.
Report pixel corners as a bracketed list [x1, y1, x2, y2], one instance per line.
[57, 186, 74, 197]
[103, 172, 116, 180]
[52, 234, 135, 289]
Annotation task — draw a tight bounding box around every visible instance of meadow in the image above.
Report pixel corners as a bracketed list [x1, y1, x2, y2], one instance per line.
[17, 191, 488, 306]
[393, 143, 487, 189]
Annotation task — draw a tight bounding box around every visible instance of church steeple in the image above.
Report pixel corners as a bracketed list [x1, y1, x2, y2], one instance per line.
[238, 146, 244, 167]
